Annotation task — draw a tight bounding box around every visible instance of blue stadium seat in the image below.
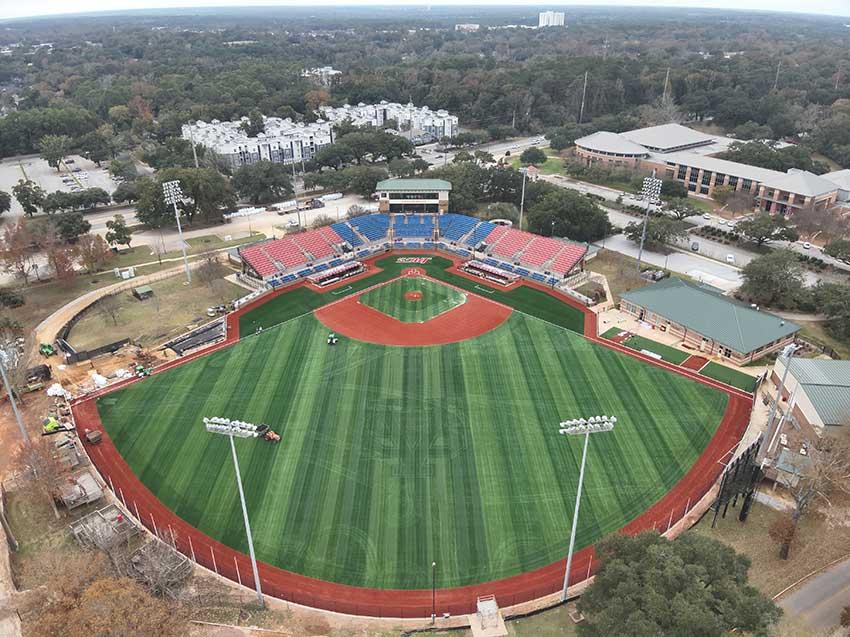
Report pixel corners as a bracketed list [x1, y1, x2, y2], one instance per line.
[331, 222, 363, 247]
[466, 220, 497, 248]
[348, 214, 390, 242]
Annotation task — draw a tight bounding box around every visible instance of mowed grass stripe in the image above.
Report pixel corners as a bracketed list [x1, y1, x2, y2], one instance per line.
[98, 309, 728, 589]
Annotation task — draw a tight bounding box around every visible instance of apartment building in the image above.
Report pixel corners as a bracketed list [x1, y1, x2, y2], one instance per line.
[538, 11, 566, 27]
[320, 101, 458, 142]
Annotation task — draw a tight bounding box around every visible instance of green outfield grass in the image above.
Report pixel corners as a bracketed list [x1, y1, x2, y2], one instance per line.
[239, 255, 586, 336]
[97, 293, 728, 589]
[359, 277, 466, 323]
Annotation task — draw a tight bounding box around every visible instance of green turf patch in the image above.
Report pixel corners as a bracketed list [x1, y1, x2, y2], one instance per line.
[359, 277, 466, 323]
[601, 327, 624, 339]
[98, 311, 728, 590]
[622, 335, 690, 365]
[239, 255, 586, 336]
[699, 361, 757, 392]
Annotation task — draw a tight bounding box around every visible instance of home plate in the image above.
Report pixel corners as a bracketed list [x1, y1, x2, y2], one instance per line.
[468, 595, 507, 637]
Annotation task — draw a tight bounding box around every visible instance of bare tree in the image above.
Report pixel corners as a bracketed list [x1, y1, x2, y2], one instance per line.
[128, 537, 192, 598]
[311, 213, 335, 229]
[13, 440, 67, 517]
[195, 254, 220, 291]
[778, 435, 850, 559]
[97, 294, 123, 326]
[346, 204, 368, 218]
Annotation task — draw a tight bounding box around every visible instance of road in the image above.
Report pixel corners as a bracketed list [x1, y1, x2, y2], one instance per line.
[417, 135, 547, 167]
[780, 557, 850, 633]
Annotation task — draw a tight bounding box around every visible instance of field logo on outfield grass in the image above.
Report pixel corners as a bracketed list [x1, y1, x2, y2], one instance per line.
[396, 257, 432, 264]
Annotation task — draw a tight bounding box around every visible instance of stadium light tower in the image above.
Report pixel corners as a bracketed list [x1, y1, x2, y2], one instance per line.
[557, 415, 617, 602]
[203, 417, 265, 608]
[162, 180, 192, 284]
[636, 174, 663, 274]
[519, 166, 528, 231]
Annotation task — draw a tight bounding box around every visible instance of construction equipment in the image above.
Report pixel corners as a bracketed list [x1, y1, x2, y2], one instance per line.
[39, 343, 56, 357]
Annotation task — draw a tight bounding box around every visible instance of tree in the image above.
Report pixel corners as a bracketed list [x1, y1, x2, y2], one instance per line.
[112, 181, 141, 204]
[824, 239, 850, 263]
[109, 158, 139, 182]
[55, 212, 92, 243]
[519, 147, 547, 165]
[768, 515, 801, 560]
[482, 202, 519, 223]
[775, 435, 850, 559]
[388, 157, 415, 177]
[0, 221, 34, 282]
[46, 242, 78, 286]
[232, 161, 293, 205]
[660, 180, 688, 200]
[740, 250, 805, 307]
[624, 217, 687, 248]
[38, 134, 73, 171]
[0, 190, 10, 215]
[75, 234, 113, 273]
[12, 179, 46, 216]
[78, 125, 116, 165]
[452, 150, 476, 163]
[527, 189, 609, 242]
[97, 295, 123, 326]
[577, 532, 780, 637]
[665, 198, 699, 220]
[240, 109, 265, 137]
[736, 213, 798, 246]
[474, 150, 496, 165]
[718, 141, 829, 174]
[814, 283, 850, 341]
[105, 214, 132, 249]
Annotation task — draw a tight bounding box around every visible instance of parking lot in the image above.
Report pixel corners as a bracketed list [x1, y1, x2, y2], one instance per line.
[0, 154, 120, 218]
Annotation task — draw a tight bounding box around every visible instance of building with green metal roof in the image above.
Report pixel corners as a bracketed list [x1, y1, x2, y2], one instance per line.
[619, 277, 799, 364]
[376, 178, 452, 213]
[772, 357, 850, 432]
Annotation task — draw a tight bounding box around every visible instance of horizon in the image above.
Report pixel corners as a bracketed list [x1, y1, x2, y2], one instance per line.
[3, 1, 850, 23]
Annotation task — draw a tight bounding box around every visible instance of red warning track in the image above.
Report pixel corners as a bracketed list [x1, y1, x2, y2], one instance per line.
[71, 249, 753, 619]
[315, 276, 511, 346]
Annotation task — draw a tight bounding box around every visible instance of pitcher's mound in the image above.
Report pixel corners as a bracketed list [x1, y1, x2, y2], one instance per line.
[404, 291, 423, 301]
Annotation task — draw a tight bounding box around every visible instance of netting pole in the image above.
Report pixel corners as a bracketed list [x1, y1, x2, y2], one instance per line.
[169, 525, 176, 547]
[188, 536, 196, 562]
[685, 498, 691, 516]
[133, 500, 140, 521]
[118, 488, 126, 509]
[667, 509, 674, 532]
[151, 513, 158, 538]
[586, 556, 592, 580]
[107, 475, 115, 493]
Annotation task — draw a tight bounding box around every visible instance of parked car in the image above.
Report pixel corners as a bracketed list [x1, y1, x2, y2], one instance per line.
[725, 254, 736, 264]
[702, 213, 711, 220]
[690, 241, 700, 252]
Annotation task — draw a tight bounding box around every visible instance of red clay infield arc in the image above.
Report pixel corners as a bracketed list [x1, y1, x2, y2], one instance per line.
[315, 276, 512, 346]
[71, 250, 753, 618]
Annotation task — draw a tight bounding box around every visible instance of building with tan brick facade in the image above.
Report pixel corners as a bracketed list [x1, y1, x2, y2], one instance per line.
[619, 277, 799, 365]
[770, 357, 850, 436]
[573, 123, 847, 215]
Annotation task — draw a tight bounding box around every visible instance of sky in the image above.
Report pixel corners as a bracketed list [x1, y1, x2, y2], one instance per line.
[2, 0, 850, 21]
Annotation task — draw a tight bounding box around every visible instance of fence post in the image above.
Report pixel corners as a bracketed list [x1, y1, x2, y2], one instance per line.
[107, 475, 115, 493]
[210, 546, 218, 574]
[188, 536, 196, 562]
[169, 525, 176, 547]
[133, 500, 140, 522]
[150, 513, 158, 537]
[234, 556, 242, 586]
[118, 487, 126, 509]
[685, 497, 691, 516]
[667, 508, 674, 532]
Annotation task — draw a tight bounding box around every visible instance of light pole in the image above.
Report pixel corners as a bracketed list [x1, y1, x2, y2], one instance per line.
[519, 167, 527, 231]
[162, 180, 192, 284]
[762, 343, 799, 461]
[0, 351, 29, 444]
[431, 561, 437, 622]
[636, 174, 663, 274]
[203, 417, 265, 608]
[558, 415, 617, 602]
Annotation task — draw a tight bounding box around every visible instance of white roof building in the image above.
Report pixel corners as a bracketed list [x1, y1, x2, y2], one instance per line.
[319, 101, 458, 141]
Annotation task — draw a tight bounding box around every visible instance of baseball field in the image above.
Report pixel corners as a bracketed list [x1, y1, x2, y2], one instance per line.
[94, 255, 730, 590]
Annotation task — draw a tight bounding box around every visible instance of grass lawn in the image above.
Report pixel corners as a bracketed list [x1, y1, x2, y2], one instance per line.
[359, 277, 466, 323]
[98, 286, 728, 589]
[622, 334, 690, 365]
[239, 255, 587, 336]
[685, 197, 718, 213]
[585, 249, 648, 302]
[111, 233, 266, 269]
[66, 264, 245, 350]
[797, 320, 850, 360]
[511, 149, 566, 175]
[699, 361, 757, 392]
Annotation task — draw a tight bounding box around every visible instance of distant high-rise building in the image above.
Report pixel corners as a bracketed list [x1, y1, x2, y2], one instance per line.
[538, 11, 566, 28]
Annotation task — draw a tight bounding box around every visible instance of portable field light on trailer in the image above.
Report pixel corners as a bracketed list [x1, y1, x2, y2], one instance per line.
[162, 180, 192, 285]
[557, 415, 617, 603]
[202, 416, 265, 607]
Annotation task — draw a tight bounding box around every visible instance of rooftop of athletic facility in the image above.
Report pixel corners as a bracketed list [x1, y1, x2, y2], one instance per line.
[620, 278, 800, 355]
[376, 178, 453, 191]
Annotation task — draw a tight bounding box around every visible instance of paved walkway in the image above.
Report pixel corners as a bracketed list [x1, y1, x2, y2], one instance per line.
[780, 558, 850, 633]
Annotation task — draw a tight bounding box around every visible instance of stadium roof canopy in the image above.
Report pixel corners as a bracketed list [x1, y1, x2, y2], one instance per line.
[376, 178, 452, 191]
[620, 278, 800, 355]
[573, 131, 648, 156]
[784, 358, 850, 426]
[620, 123, 715, 152]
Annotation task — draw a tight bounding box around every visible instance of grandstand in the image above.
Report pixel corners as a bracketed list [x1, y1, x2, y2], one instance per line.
[239, 212, 588, 288]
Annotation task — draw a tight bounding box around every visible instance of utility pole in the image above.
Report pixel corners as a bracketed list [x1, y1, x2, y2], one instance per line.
[0, 357, 29, 444]
[188, 124, 200, 169]
[519, 167, 527, 231]
[662, 67, 671, 101]
[578, 71, 589, 124]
